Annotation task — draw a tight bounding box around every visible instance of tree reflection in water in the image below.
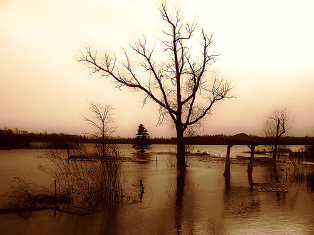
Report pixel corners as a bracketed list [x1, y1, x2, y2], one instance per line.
[2, 149, 314, 234]
[175, 169, 186, 234]
[223, 173, 261, 217]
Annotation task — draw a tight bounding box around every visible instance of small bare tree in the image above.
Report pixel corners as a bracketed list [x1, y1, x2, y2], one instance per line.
[263, 107, 291, 161]
[83, 102, 116, 158]
[78, 3, 232, 169]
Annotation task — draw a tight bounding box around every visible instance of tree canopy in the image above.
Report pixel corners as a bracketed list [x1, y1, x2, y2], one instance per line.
[78, 3, 232, 169]
[263, 107, 291, 161]
[133, 124, 151, 154]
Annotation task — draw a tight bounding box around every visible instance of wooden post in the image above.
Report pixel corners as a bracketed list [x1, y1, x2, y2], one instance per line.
[250, 145, 255, 169]
[224, 144, 232, 176]
[248, 145, 255, 188]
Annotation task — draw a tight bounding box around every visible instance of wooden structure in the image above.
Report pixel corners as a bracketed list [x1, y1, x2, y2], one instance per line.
[58, 206, 97, 215]
[253, 183, 288, 192]
[223, 133, 260, 178]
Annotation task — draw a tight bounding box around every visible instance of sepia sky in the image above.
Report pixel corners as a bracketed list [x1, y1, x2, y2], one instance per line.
[1, 0, 314, 137]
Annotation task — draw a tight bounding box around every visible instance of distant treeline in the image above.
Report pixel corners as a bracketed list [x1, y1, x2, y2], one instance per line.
[1, 128, 314, 149]
[184, 135, 314, 146]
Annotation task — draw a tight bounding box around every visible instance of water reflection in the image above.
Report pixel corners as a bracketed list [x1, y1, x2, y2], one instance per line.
[132, 153, 151, 202]
[247, 164, 253, 189]
[1, 147, 314, 234]
[99, 206, 119, 234]
[175, 169, 185, 234]
[133, 153, 151, 164]
[223, 186, 260, 217]
[223, 174, 260, 217]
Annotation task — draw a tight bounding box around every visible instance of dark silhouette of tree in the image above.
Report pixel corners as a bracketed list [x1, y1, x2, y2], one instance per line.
[78, 3, 232, 169]
[263, 107, 291, 161]
[83, 102, 116, 158]
[133, 124, 151, 154]
[0, 128, 30, 149]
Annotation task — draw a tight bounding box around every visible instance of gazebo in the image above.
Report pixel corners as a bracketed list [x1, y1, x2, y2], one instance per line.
[223, 133, 261, 177]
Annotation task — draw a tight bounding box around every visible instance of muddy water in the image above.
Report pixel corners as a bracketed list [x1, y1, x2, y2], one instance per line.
[0, 145, 314, 235]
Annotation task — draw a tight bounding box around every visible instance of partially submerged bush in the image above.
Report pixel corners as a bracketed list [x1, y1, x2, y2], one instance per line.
[1, 144, 139, 213]
[306, 172, 314, 193]
[3, 178, 70, 212]
[306, 145, 314, 153]
[290, 146, 314, 163]
[39, 144, 124, 209]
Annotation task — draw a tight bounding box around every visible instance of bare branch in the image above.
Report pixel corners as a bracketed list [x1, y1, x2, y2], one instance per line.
[78, 3, 233, 167]
[263, 107, 291, 138]
[83, 102, 117, 137]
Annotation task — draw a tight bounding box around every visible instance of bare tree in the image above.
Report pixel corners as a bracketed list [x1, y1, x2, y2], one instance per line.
[83, 102, 116, 158]
[78, 3, 232, 169]
[263, 107, 291, 161]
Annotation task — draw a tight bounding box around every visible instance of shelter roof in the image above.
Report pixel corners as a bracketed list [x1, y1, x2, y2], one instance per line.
[224, 133, 260, 145]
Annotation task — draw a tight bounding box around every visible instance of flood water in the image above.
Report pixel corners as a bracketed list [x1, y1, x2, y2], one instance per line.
[0, 144, 314, 235]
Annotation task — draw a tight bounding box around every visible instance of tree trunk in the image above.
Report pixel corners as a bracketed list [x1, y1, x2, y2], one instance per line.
[272, 119, 280, 161]
[273, 137, 279, 161]
[102, 129, 105, 158]
[175, 168, 186, 232]
[176, 125, 186, 169]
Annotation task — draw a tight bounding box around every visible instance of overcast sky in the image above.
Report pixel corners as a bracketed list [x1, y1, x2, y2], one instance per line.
[1, 0, 314, 137]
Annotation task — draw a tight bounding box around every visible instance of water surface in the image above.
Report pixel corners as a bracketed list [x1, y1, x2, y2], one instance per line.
[0, 144, 313, 235]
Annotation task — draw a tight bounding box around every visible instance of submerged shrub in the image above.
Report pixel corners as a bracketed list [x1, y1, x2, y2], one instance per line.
[3, 178, 70, 212]
[39, 144, 124, 209]
[306, 172, 314, 193]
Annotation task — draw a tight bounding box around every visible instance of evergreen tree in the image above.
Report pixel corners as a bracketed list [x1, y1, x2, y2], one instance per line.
[133, 124, 151, 154]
